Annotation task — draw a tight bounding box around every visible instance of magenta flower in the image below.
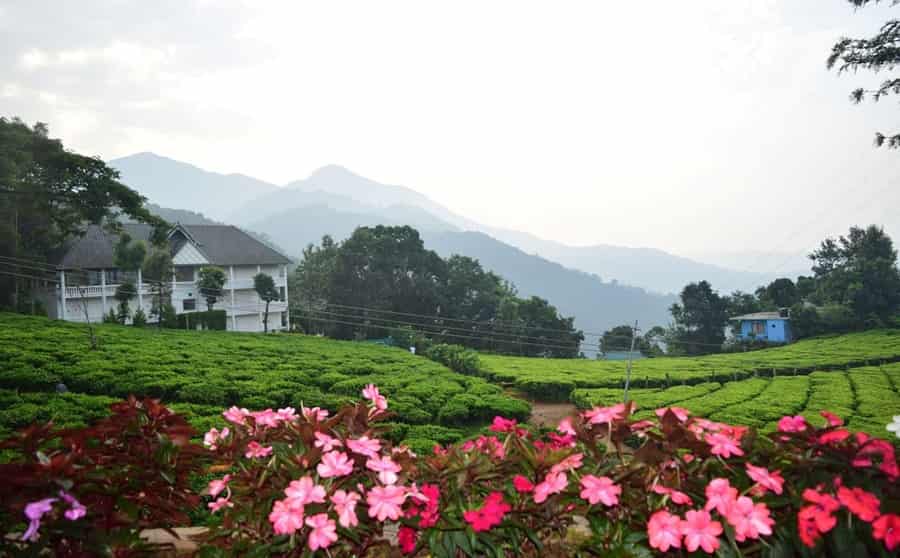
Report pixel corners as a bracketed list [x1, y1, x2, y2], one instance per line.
[489, 416, 519, 433]
[652, 485, 693, 506]
[579, 475, 620, 506]
[680, 509, 723, 553]
[21, 497, 57, 542]
[305, 513, 338, 551]
[367, 485, 407, 522]
[330, 490, 361, 528]
[58, 491, 86, 521]
[705, 432, 744, 458]
[313, 431, 342, 452]
[251, 408, 281, 428]
[285, 476, 327, 506]
[647, 510, 682, 552]
[557, 417, 576, 436]
[276, 406, 297, 421]
[366, 455, 402, 485]
[777, 415, 808, 433]
[513, 475, 535, 493]
[533, 471, 568, 504]
[820, 410, 844, 427]
[745, 463, 784, 495]
[245, 440, 273, 459]
[301, 405, 329, 422]
[347, 435, 382, 458]
[207, 474, 232, 498]
[550, 452, 584, 474]
[655, 406, 690, 422]
[317, 450, 354, 478]
[222, 406, 250, 425]
[362, 384, 388, 410]
[203, 426, 230, 450]
[726, 496, 774, 542]
[704, 478, 738, 516]
[208, 497, 233, 513]
[583, 403, 626, 425]
[269, 498, 304, 535]
[463, 492, 511, 532]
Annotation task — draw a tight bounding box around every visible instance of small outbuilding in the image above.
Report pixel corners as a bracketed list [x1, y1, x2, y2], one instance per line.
[731, 310, 792, 344]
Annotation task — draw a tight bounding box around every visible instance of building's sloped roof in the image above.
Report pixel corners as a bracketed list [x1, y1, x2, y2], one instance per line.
[55, 224, 291, 269]
[731, 311, 789, 321]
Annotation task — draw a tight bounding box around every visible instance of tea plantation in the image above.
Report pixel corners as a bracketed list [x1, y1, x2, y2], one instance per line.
[0, 313, 529, 451]
[481, 328, 900, 400]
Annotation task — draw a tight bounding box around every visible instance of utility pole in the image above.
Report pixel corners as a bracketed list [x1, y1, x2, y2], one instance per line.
[623, 320, 639, 403]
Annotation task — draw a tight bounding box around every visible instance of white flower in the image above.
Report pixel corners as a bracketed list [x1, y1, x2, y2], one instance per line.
[887, 416, 900, 439]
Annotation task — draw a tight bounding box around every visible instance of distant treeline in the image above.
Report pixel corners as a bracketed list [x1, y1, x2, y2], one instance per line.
[289, 226, 584, 358]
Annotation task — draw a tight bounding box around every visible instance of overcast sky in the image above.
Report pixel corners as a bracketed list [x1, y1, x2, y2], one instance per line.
[2, 0, 898, 262]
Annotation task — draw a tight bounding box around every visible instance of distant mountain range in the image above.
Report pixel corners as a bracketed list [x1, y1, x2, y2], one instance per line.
[108, 153, 801, 340]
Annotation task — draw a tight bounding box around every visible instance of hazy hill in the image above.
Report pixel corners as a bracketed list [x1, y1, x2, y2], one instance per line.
[109, 152, 278, 221]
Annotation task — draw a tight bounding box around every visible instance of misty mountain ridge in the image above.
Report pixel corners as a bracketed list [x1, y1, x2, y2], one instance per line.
[109, 152, 792, 296]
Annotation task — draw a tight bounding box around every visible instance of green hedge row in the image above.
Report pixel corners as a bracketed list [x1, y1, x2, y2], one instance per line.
[176, 310, 227, 330]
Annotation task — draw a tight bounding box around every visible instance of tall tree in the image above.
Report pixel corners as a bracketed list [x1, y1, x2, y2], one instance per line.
[290, 236, 339, 334]
[254, 272, 280, 333]
[828, 0, 900, 148]
[809, 225, 900, 323]
[668, 280, 729, 355]
[755, 278, 799, 309]
[197, 266, 227, 311]
[0, 118, 167, 308]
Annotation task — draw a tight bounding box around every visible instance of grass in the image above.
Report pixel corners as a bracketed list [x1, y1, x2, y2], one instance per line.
[0, 313, 529, 449]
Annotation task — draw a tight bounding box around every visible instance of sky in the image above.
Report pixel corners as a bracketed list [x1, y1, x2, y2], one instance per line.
[2, 0, 898, 263]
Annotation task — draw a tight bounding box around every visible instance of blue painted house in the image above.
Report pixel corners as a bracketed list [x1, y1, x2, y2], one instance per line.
[732, 311, 792, 344]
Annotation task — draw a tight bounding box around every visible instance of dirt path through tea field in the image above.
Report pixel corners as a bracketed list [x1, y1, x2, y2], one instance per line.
[528, 401, 576, 429]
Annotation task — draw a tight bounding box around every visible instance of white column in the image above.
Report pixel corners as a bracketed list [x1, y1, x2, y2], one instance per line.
[257, 264, 262, 330]
[171, 270, 177, 311]
[137, 269, 143, 311]
[283, 264, 290, 331]
[60, 270, 67, 320]
[100, 269, 107, 314]
[229, 265, 236, 330]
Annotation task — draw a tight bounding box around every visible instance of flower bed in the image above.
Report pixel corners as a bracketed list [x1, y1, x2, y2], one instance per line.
[2, 390, 899, 556]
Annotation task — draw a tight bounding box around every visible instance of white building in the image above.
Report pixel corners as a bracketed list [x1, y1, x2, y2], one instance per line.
[44, 224, 292, 332]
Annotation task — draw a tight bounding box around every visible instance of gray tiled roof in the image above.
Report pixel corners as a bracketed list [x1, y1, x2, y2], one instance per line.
[731, 311, 790, 321]
[54, 224, 291, 269]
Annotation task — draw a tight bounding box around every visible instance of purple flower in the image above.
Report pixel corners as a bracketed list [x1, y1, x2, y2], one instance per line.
[22, 498, 56, 542]
[59, 491, 87, 521]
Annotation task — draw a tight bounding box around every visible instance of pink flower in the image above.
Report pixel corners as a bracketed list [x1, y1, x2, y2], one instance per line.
[837, 486, 881, 523]
[362, 384, 388, 410]
[745, 463, 784, 495]
[208, 497, 233, 512]
[584, 403, 626, 425]
[251, 408, 281, 428]
[285, 476, 326, 506]
[558, 417, 576, 436]
[302, 405, 329, 421]
[366, 455, 403, 485]
[853, 438, 899, 479]
[818, 429, 851, 444]
[680, 509, 723, 553]
[223, 406, 250, 425]
[656, 406, 690, 422]
[318, 450, 354, 478]
[873, 514, 900, 551]
[513, 475, 535, 493]
[705, 432, 744, 458]
[207, 474, 232, 498]
[22, 497, 56, 541]
[330, 490, 361, 528]
[269, 499, 304, 535]
[59, 491, 86, 521]
[647, 510, 682, 552]
[801, 488, 840, 533]
[704, 478, 737, 516]
[463, 492, 511, 532]
[550, 452, 584, 474]
[726, 496, 774, 542]
[533, 471, 568, 504]
[579, 475, 620, 506]
[652, 485, 693, 505]
[277, 406, 297, 421]
[489, 416, 524, 434]
[314, 431, 342, 452]
[820, 410, 843, 427]
[245, 440, 273, 459]
[777, 415, 807, 433]
[367, 485, 407, 522]
[203, 427, 230, 450]
[305, 513, 338, 551]
[347, 436, 382, 458]
[398, 525, 417, 554]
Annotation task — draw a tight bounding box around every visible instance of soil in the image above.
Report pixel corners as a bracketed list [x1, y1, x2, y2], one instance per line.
[528, 401, 577, 429]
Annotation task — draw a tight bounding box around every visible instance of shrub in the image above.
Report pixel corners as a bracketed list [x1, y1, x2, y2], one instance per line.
[132, 308, 147, 327]
[424, 343, 482, 376]
[176, 310, 227, 331]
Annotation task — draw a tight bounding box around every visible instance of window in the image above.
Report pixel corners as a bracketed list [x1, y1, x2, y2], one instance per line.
[175, 266, 194, 282]
[752, 321, 766, 335]
[279, 286, 286, 301]
[281, 312, 287, 327]
[183, 298, 196, 311]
